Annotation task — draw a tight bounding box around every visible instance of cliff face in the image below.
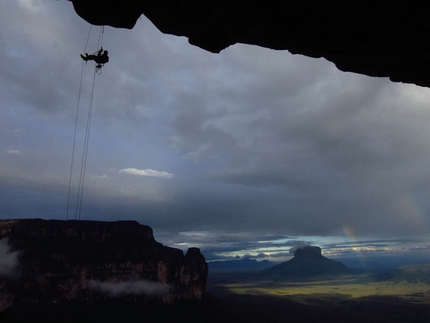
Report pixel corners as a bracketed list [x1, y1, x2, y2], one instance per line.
[69, 1, 430, 88]
[0, 219, 208, 311]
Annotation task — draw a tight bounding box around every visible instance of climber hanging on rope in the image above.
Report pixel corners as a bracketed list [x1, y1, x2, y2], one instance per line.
[80, 47, 109, 68]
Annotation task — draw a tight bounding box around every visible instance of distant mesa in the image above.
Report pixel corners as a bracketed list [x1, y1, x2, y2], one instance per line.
[294, 245, 322, 258]
[263, 245, 351, 280]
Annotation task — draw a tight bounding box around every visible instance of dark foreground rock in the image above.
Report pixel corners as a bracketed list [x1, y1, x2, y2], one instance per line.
[0, 295, 288, 323]
[0, 219, 208, 311]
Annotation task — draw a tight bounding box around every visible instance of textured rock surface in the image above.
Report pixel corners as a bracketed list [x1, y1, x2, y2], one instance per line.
[0, 219, 208, 311]
[69, 1, 430, 87]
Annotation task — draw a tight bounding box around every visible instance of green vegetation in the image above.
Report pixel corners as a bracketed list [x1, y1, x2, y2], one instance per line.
[226, 279, 430, 303]
[209, 264, 430, 322]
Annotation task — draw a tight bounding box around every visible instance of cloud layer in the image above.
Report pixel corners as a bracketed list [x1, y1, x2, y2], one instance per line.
[0, 0, 429, 261]
[119, 168, 174, 179]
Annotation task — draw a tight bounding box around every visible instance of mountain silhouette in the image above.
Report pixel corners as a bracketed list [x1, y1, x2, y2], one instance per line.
[263, 246, 351, 280]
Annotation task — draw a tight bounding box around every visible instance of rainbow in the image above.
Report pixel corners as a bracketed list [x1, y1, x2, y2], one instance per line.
[341, 226, 368, 269]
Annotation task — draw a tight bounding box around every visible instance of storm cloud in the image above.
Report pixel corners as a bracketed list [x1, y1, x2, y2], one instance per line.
[1, 0, 430, 261]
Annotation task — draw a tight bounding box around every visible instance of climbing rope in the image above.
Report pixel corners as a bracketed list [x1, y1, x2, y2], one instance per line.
[66, 25, 105, 221]
[101, 25, 105, 49]
[75, 65, 97, 220]
[66, 24, 92, 221]
[95, 26, 105, 75]
[75, 26, 104, 220]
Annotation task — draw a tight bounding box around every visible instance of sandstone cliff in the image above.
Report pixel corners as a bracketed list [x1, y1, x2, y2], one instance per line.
[0, 219, 208, 311]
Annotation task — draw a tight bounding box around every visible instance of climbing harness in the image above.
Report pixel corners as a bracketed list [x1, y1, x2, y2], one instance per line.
[66, 25, 106, 220]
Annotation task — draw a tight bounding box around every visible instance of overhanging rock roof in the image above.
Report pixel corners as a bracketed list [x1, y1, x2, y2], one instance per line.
[70, 1, 430, 87]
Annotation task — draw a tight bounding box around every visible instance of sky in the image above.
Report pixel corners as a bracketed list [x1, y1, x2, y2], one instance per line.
[1, 0, 430, 267]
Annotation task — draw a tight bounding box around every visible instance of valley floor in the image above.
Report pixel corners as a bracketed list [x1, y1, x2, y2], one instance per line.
[209, 273, 430, 323]
[216, 278, 430, 304]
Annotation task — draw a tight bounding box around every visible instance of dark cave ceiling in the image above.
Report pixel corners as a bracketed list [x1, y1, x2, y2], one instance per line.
[70, 1, 430, 88]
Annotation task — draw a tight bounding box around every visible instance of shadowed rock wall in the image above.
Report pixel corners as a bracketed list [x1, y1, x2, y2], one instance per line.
[0, 219, 208, 311]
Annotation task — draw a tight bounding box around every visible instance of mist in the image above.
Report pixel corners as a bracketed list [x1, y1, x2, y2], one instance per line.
[87, 279, 170, 296]
[0, 238, 19, 277]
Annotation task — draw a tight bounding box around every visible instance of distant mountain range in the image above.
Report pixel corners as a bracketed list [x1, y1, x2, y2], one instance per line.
[262, 246, 352, 280]
[208, 246, 353, 280]
[208, 258, 276, 272]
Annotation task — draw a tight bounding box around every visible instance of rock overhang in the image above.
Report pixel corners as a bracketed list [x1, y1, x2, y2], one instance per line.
[69, 1, 430, 88]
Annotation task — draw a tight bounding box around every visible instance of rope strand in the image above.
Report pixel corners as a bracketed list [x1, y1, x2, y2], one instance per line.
[67, 25, 104, 220]
[97, 26, 103, 50]
[74, 26, 104, 219]
[101, 26, 105, 48]
[77, 66, 97, 220]
[66, 25, 92, 221]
